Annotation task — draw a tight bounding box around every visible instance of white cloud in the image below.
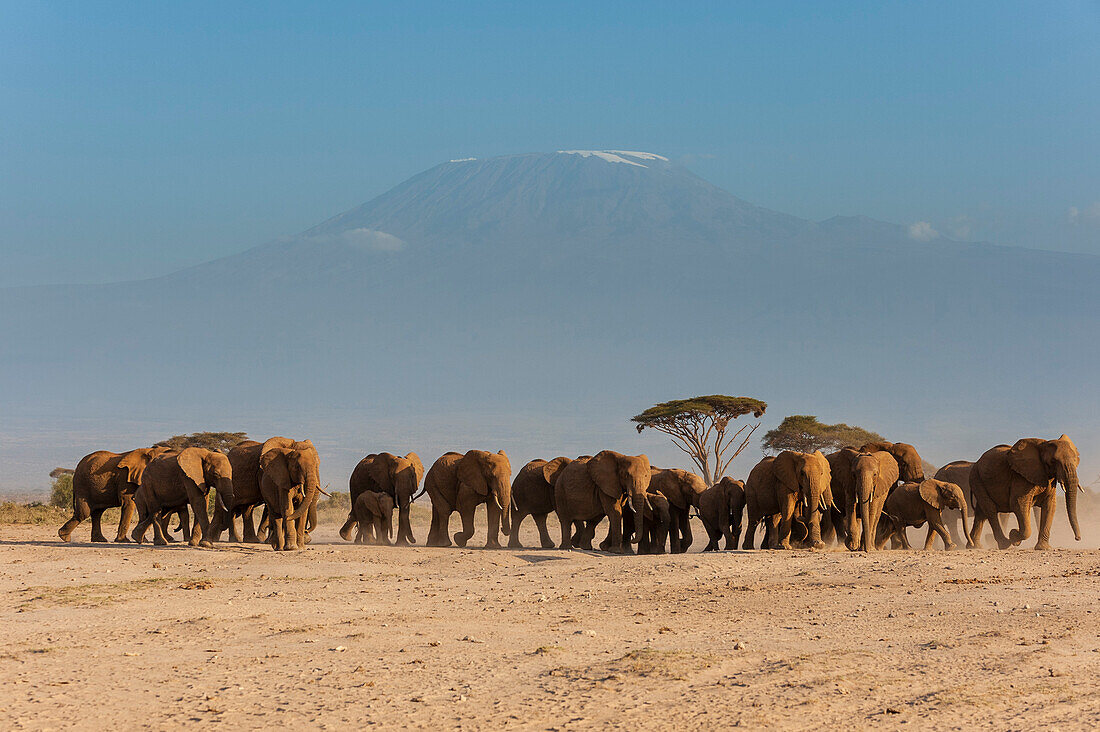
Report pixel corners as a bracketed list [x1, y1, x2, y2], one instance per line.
[907, 221, 940, 241]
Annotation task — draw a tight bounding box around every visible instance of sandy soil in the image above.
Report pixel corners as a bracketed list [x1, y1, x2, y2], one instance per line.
[2, 514, 1099, 731]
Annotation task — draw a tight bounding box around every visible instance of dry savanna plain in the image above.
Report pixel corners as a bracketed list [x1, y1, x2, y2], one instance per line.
[2, 505, 1099, 730]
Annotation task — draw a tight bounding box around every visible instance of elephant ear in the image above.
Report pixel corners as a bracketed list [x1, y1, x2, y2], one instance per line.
[406, 452, 425, 485]
[1007, 439, 1048, 486]
[773, 452, 800, 494]
[876, 452, 900, 490]
[918, 479, 943, 510]
[457, 451, 490, 496]
[176, 448, 206, 488]
[587, 451, 623, 499]
[261, 436, 294, 456]
[368, 454, 397, 493]
[117, 450, 153, 485]
[542, 457, 570, 486]
[260, 449, 294, 489]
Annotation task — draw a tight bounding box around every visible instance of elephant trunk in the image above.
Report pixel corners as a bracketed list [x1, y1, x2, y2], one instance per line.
[288, 473, 319, 522]
[206, 477, 234, 542]
[952, 484, 973, 548]
[858, 474, 874, 552]
[630, 491, 645, 554]
[498, 478, 512, 537]
[1061, 466, 1082, 542]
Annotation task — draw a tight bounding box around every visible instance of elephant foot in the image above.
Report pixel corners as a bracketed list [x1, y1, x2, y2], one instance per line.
[507, 538, 523, 549]
[91, 535, 109, 543]
[995, 537, 1013, 550]
[395, 538, 411, 547]
[1034, 540, 1052, 551]
[153, 538, 167, 546]
[540, 539, 555, 549]
[452, 533, 470, 548]
[198, 540, 213, 548]
[58, 532, 72, 542]
[811, 540, 826, 550]
[485, 540, 502, 550]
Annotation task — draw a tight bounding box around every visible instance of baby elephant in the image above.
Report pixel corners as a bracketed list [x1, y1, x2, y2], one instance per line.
[698, 477, 745, 551]
[353, 490, 395, 545]
[876, 479, 973, 550]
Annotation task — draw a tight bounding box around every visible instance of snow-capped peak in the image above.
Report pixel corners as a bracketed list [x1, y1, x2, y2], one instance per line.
[556, 150, 667, 168]
[449, 157, 477, 163]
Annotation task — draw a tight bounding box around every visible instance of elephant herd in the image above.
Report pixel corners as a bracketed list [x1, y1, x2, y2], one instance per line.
[57, 434, 1084, 553]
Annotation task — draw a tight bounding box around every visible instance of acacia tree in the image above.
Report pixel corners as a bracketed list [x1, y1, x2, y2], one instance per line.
[631, 395, 767, 485]
[761, 415, 882, 455]
[155, 431, 249, 454]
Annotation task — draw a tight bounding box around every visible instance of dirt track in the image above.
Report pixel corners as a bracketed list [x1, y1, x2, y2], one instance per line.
[2, 521, 1099, 731]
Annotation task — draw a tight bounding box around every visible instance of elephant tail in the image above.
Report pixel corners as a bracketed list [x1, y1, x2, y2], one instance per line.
[411, 484, 427, 503]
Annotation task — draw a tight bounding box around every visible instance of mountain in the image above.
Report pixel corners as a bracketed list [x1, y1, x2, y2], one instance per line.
[1, 150, 1097, 490]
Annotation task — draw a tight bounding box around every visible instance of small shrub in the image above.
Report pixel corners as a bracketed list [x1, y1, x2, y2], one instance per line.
[49, 473, 73, 508]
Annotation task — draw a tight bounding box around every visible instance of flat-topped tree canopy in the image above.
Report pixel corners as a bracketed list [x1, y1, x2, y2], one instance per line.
[154, 432, 249, 454]
[762, 415, 883, 455]
[632, 395, 767, 485]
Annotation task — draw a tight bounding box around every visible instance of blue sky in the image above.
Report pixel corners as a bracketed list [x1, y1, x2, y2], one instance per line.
[2, 0, 1098, 286]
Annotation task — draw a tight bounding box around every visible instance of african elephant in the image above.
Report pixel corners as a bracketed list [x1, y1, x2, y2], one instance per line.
[827, 447, 899, 552]
[934, 460, 975, 547]
[860, 441, 924, 483]
[699, 477, 745, 551]
[341, 452, 424, 545]
[554, 451, 650, 553]
[352, 491, 395, 545]
[425, 450, 512, 548]
[58, 446, 173, 543]
[743, 451, 831, 550]
[508, 457, 571, 549]
[620, 491, 672, 554]
[876, 479, 972, 550]
[130, 448, 234, 547]
[969, 435, 1082, 550]
[257, 438, 322, 551]
[212, 440, 264, 542]
[648, 468, 708, 553]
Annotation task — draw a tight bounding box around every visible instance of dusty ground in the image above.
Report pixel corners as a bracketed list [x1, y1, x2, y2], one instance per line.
[2, 512, 1099, 731]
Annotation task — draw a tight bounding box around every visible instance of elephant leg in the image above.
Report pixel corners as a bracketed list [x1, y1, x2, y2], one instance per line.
[1008, 497, 1033, 547]
[484, 499, 503, 549]
[533, 513, 555, 549]
[242, 506, 259, 543]
[339, 512, 357, 542]
[188, 493, 211, 547]
[922, 524, 937, 550]
[90, 508, 110, 543]
[742, 510, 760, 550]
[1034, 489, 1055, 550]
[973, 491, 1011, 549]
[396, 504, 415, 546]
[776, 495, 796, 550]
[452, 494, 479, 548]
[930, 518, 955, 550]
[507, 510, 525, 549]
[944, 510, 963, 547]
[269, 516, 284, 551]
[677, 510, 692, 553]
[701, 519, 719, 551]
[428, 500, 452, 547]
[558, 514, 573, 550]
[150, 514, 170, 546]
[284, 516, 299, 551]
[228, 509, 242, 543]
[59, 495, 92, 542]
[598, 494, 628, 554]
[111, 497, 134, 542]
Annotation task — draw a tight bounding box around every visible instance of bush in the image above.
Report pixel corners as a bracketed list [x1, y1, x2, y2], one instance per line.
[0, 502, 68, 525]
[49, 473, 73, 509]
